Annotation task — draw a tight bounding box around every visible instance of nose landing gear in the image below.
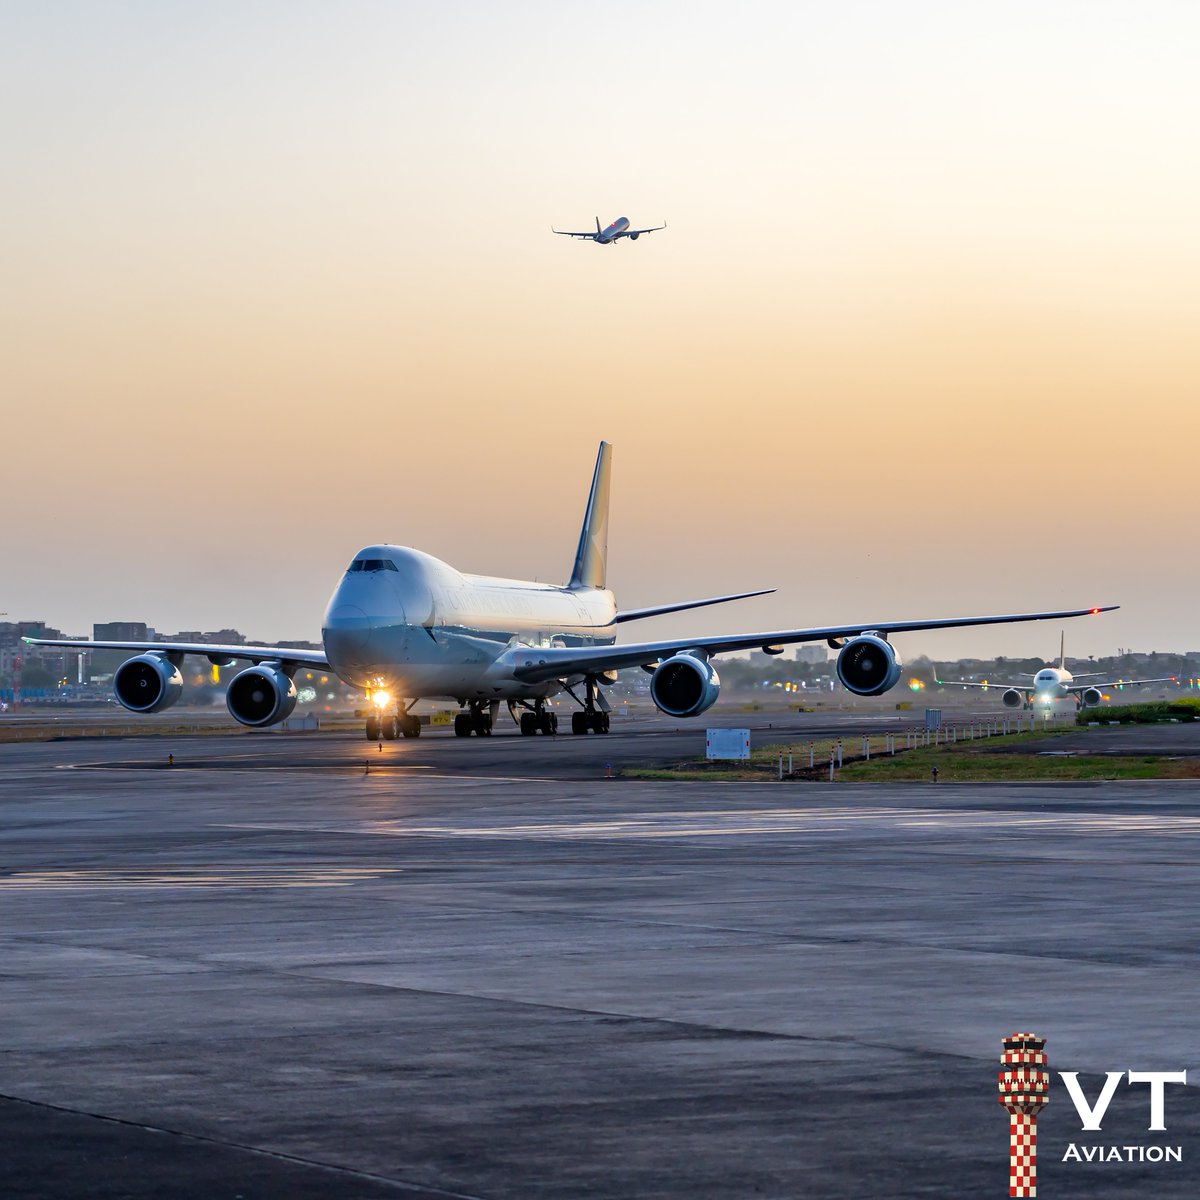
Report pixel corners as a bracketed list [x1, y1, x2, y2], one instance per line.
[365, 700, 422, 740]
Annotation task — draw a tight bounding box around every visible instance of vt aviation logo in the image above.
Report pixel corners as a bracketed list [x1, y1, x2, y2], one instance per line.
[998, 1032, 1050, 1197]
[997, 1031, 1186, 1196]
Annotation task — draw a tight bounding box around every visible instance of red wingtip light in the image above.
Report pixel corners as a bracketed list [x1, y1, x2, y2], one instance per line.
[1090, 607, 1100, 614]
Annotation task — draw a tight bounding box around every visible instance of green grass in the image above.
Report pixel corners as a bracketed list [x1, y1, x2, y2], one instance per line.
[1076, 698, 1200, 725]
[838, 748, 1200, 782]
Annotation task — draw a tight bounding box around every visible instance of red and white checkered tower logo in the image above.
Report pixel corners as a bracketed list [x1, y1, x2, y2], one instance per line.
[998, 1032, 1049, 1198]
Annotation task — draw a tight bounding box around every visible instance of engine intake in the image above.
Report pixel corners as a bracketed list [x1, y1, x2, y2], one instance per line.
[650, 653, 721, 718]
[836, 635, 903, 696]
[114, 653, 183, 713]
[226, 664, 297, 727]
[1081, 687, 1103, 707]
[1002, 689, 1024, 709]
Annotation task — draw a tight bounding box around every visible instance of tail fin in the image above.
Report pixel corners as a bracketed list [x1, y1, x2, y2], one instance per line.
[596, 216, 602, 234]
[569, 441, 612, 590]
[1060, 631, 1066, 669]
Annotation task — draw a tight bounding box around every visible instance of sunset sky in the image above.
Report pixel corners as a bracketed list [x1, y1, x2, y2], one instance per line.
[3, 1, 1197, 658]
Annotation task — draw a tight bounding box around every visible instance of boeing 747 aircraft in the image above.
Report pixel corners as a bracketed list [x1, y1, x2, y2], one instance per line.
[27, 444, 1116, 741]
[935, 634, 1172, 708]
[552, 216, 666, 243]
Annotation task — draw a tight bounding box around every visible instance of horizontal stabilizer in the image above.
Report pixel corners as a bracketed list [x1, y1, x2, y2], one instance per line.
[614, 589, 775, 624]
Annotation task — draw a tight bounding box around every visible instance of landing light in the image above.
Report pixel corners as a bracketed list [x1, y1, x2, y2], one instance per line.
[371, 690, 391, 709]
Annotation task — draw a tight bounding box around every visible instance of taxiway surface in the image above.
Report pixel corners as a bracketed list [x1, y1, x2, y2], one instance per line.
[1, 725, 1197, 1198]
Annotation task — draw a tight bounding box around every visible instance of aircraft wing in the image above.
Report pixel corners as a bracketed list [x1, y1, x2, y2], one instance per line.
[509, 605, 1117, 684]
[933, 678, 1021, 691]
[614, 589, 775, 624]
[551, 228, 597, 238]
[1067, 676, 1174, 693]
[22, 637, 331, 671]
[615, 222, 667, 237]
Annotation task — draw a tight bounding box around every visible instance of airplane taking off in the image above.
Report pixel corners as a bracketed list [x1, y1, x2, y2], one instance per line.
[27, 444, 1117, 741]
[552, 216, 666, 243]
[935, 634, 1173, 708]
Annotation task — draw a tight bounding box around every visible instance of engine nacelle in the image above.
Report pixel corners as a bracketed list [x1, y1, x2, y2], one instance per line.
[114, 653, 183, 714]
[226, 663, 297, 727]
[1081, 687, 1103, 707]
[649, 653, 721, 717]
[835, 635, 903, 696]
[629, 231, 640, 240]
[1002, 689, 1024, 709]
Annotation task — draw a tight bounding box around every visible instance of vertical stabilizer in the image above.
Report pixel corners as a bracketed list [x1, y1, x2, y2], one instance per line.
[1060, 631, 1066, 669]
[596, 216, 602, 234]
[569, 442, 612, 590]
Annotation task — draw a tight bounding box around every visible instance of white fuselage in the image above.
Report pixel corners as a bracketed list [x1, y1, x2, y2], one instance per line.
[596, 217, 630, 243]
[1031, 665, 1073, 702]
[321, 545, 616, 701]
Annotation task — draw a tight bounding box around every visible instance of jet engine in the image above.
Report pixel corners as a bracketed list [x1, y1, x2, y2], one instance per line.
[113, 653, 183, 714]
[1002, 689, 1024, 709]
[629, 232, 640, 240]
[226, 663, 297, 727]
[649, 653, 721, 717]
[835, 635, 903, 696]
[1080, 687, 1103, 707]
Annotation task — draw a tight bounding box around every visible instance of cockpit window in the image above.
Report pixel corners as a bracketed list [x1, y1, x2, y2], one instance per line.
[346, 558, 398, 573]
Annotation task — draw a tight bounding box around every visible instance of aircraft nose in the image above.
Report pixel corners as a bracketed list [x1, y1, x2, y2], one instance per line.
[323, 603, 371, 658]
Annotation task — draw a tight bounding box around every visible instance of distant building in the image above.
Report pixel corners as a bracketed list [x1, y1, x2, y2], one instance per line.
[794, 644, 828, 665]
[94, 621, 150, 642]
[163, 629, 247, 646]
[0, 621, 78, 685]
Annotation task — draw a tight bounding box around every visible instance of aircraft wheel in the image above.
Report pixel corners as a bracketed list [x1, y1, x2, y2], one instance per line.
[365, 715, 380, 741]
[520, 712, 538, 736]
[454, 713, 471, 737]
[571, 712, 589, 735]
[473, 713, 492, 737]
[401, 715, 421, 738]
[539, 711, 558, 735]
[381, 716, 399, 740]
[590, 712, 610, 734]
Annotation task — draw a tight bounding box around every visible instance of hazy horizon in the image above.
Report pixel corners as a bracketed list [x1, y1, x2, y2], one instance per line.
[4, 1, 1197, 660]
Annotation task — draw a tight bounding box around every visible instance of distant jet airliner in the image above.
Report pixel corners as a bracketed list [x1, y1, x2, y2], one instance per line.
[27, 444, 1115, 741]
[936, 634, 1172, 708]
[552, 216, 666, 243]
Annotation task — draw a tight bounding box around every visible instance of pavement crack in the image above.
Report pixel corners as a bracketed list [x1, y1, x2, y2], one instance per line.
[0, 1091, 493, 1199]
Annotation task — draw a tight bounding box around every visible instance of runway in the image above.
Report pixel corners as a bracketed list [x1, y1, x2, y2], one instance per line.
[2, 728, 1198, 1198]
[0, 702, 1018, 780]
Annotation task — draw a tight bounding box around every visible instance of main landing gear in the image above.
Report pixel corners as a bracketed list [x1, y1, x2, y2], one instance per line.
[365, 702, 421, 741]
[454, 700, 498, 737]
[571, 710, 610, 735]
[569, 677, 610, 735]
[513, 700, 558, 736]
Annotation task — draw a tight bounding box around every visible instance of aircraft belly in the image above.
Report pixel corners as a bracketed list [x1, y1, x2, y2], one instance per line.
[331, 624, 560, 700]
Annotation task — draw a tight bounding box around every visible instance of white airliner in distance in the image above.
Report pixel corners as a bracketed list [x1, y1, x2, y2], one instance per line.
[935, 634, 1173, 708]
[552, 216, 666, 243]
[27, 443, 1117, 741]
